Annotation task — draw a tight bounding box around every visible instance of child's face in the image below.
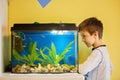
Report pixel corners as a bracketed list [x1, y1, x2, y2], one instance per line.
[80, 30, 95, 47]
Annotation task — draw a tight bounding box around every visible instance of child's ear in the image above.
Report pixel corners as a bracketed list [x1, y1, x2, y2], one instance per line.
[93, 31, 98, 38]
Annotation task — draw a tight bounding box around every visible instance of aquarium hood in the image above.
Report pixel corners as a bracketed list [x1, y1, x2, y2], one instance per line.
[11, 23, 79, 31]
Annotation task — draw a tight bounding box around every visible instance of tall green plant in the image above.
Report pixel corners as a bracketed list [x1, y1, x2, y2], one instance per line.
[39, 40, 74, 66]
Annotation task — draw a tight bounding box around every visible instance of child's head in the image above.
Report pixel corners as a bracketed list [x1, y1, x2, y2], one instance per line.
[78, 17, 103, 47]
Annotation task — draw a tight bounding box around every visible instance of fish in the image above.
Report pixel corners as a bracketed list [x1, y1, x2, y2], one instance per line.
[40, 34, 45, 38]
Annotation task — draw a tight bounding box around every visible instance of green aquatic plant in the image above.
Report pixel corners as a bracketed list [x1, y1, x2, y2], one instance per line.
[39, 40, 74, 66]
[13, 41, 44, 66]
[13, 40, 75, 67]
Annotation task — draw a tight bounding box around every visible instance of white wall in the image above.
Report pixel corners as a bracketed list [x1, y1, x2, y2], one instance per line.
[0, 0, 2, 74]
[0, 0, 8, 74]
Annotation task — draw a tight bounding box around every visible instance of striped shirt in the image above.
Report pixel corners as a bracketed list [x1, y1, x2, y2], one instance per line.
[79, 45, 113, 80]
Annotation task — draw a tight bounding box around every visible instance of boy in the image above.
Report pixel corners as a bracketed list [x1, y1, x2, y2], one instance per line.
[78, 17, 113, 80]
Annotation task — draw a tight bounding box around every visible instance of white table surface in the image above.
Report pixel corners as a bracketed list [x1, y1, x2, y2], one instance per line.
[0, 73, 84, 80]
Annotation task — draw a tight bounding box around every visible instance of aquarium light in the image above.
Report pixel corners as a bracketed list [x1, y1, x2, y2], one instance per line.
[58, 31, 64, 35]
[51, 30, 68, 35]
[51, 30, 57, 34]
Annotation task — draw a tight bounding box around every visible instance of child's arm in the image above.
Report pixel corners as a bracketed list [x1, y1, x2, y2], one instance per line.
[79, 50, 102, 75]
[110, 61, 113, 73]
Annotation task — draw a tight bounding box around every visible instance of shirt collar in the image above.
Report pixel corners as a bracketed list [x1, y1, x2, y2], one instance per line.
[92, 45, 106, 51]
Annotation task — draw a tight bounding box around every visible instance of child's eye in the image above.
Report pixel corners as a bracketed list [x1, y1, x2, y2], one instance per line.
[82, 35, 86, 38]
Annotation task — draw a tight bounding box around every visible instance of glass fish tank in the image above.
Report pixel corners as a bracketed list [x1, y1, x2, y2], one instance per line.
[11, 23, 79, 73]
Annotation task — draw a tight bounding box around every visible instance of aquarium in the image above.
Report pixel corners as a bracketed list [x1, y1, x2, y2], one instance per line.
[11, 23, 79, 73]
